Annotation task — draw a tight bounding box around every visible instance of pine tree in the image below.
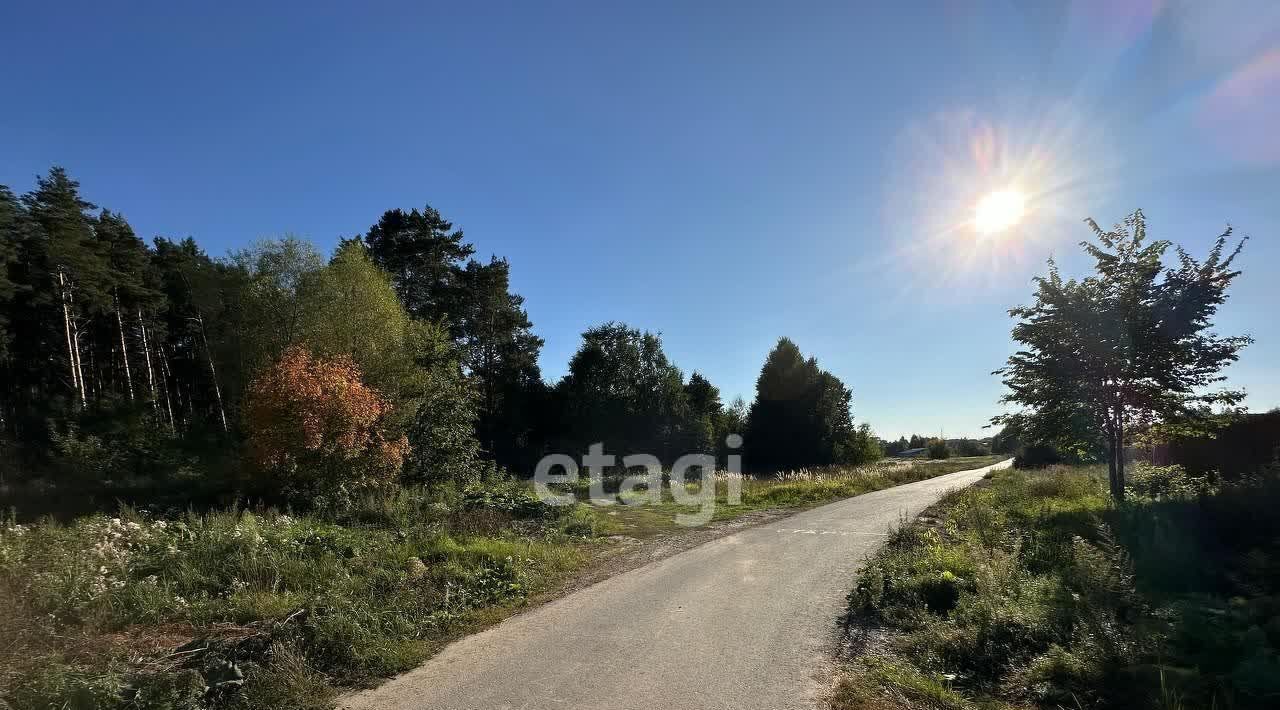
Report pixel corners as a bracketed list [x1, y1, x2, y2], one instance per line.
[21, 168, 110, 406]
[363, 206, 475, 322]
[152, 237, 243, 431]
[94, 210, 162, 403]
[0, 187, 26, 363]
[452, 256, 544, 465]
[745, 338, 863, 471]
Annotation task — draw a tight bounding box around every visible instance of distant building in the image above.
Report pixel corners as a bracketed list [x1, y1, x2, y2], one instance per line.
[894, 447, 927, 458]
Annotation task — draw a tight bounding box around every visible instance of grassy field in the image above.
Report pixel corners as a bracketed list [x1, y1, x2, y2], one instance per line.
[831, 463, 1280, 710]
[579, 456, 1007, 539]
[0, 456, 1006, 709]
[0, 483, 595, 710]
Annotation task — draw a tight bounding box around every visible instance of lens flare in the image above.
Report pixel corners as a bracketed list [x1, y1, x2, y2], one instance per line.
[873, 104, 1116, 304]
[974, 189, 1027, 235]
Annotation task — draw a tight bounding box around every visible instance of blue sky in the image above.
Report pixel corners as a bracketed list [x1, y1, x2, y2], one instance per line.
[3, 1, 1277, 438]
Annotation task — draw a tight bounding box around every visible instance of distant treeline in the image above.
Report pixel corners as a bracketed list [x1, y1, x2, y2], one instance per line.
[882, 435, 991, 457]
[0, 167, 879, 507]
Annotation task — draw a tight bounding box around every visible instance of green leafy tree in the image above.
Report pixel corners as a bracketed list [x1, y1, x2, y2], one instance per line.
[841, 423, 884, 464]
[555, 322, 698, 460]
[295, 241, 478, 462]
[717, 395, 748, 460]
[995, 210, 1251, 500]
[296, 241, 418, 394]
[406, 372, 480, 486]
[232, 236, 324, 373]
[952, 439, 988, 457]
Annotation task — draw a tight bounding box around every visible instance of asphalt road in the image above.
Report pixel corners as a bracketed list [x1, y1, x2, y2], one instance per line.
[341, 458, 1012, 710]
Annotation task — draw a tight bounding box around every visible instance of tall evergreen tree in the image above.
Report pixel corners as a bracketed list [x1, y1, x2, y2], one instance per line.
[0, 186, 35, 433]
[363, 206, 474, 322]
[453, 256, 544, 466]
[0, 187, 26, 363]
[745, 337, 865, 471]
[94, 210, 161, 403]
[152, 237, 244, 431]
[363, 206, 546, 470]
[21, 168, 110, 406]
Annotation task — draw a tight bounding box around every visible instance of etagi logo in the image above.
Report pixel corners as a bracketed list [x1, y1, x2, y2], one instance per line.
[532, 435, 744, 527]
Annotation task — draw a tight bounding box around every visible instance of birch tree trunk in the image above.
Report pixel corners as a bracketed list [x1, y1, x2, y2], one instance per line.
[57, 269, 83, 403]
[194, 313, 228, 432]
[157, 343, 176, 433]
[115, 291, 134, 401]
[68, 286, 87, 409]
[71, 314, 86, 403]
[138, 309, 158, 415]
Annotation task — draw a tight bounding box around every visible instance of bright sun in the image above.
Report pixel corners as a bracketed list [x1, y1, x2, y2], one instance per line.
[974, 189, 1027, 234]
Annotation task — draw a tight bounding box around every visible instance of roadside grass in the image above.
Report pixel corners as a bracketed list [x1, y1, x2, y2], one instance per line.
[832, 463, 1280, 710]
[579, 456, 1007, 538]
[0, 481, 593, 710]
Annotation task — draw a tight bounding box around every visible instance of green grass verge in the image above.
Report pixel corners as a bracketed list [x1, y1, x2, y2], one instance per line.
[832, 463, 1280, 710]
[0, 483, 593, 709]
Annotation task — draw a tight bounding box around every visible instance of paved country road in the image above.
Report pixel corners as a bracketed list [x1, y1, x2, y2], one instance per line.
[341, 458, 1013, 710]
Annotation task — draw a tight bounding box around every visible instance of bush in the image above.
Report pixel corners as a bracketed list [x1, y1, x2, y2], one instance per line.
[405, 376, 481, 487]
[839, 424, 885, 465]
[1014, 443, 1061, 469]
[926, 439, 950, 459]
[1125, 462, 1215, 500]
[242, 346, 408, 507]
[462, 481, 557, 520]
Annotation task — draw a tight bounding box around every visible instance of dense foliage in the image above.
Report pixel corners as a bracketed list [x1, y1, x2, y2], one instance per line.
[0, 167, 885, 510]
[552, 323, 704, 460]
[243, 346, 408, 505]
[744, 338, 880, 471]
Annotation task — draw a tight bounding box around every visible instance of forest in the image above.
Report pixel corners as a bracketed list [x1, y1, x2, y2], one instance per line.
[0, 166, 881, 515]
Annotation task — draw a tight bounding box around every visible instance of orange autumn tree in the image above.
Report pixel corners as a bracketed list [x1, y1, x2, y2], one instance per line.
[243, 345, 408, 502]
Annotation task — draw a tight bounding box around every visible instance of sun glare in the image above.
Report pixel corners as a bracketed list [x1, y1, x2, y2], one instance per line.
[974, 189, 1027, 235]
